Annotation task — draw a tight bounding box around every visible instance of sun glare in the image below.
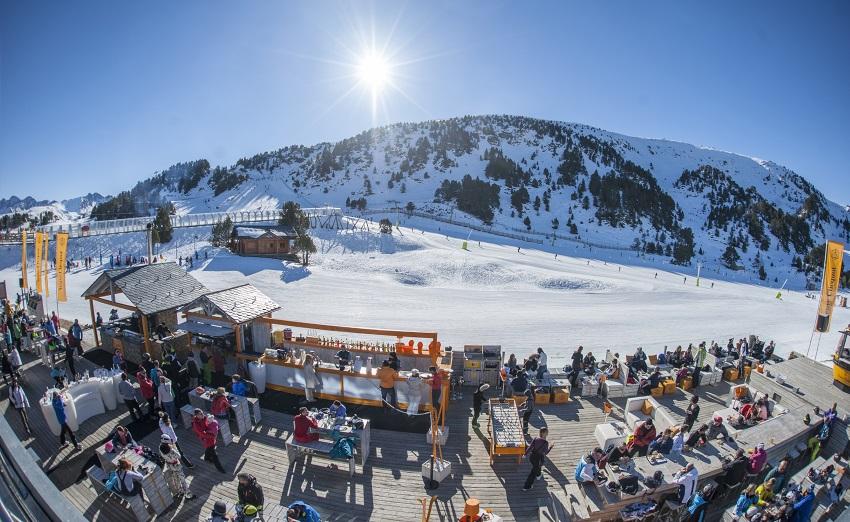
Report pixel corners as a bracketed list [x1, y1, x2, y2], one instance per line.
[357, 52, 390, 92]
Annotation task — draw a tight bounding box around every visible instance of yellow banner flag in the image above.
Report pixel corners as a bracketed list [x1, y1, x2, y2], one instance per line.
[43, 234, 49, 298]
[56, 232, 68, 302]
[34, 231, 43, 293]
[21, 230, 28, 289]
[815, 240, 845, 333]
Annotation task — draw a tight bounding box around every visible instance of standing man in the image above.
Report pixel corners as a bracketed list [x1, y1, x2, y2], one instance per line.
[118, 372, 143, 421]
[683, 396, 700, 433]
[64, 341, 77, 379]
[693, 342, 707, 388]
[673, 463, 700, 504]
[191, 409, 225, 473]
[376, 361, 399, 410]
[157, 375, 177, 422]
[536, 347, 548, 379]
[522, 427, 554, 491]
[186, 352, 200, 389]
[570, 346, 584, 388]
[428, 366, 442, 415]
[472, 383, 489, 428]
[9, 378, 31, 437]
[70, 319, 83, 356]
[519, 386, 535, 435]
[52, 392, 79, 450]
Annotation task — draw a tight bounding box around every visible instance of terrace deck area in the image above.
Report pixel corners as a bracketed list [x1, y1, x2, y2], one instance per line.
[4, 350, 833, 522]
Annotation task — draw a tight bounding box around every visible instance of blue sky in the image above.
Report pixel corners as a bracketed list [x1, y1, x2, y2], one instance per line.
[1, 1, 849, 204]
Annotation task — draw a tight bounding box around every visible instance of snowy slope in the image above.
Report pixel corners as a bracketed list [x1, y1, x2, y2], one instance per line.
[7, 116, 849, 288]
[2, 221, 847, 369]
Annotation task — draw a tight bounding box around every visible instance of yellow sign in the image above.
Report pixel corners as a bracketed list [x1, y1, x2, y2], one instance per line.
[43, 234, 50, 297]
[56, 232, 68, 302]
[34, 231, 43, 293]
[20, 230, 28, 289]
[815, 240, 845, 333]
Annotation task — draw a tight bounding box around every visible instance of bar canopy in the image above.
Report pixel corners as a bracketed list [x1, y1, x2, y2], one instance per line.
[182, 283, 280, 325]
[82, 262, 209, 315]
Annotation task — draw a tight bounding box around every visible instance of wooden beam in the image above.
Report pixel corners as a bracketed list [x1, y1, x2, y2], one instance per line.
[140, 314, 151, 355]
[88, 298, 100, 347]
[258, 317, 438, 340]
[87, 295, 137, 312]
[182, 310, 235, 325]
[234, 324, 242, 354]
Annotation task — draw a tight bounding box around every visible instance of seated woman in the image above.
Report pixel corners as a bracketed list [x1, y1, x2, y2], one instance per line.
[111, 425, 136, 449]
[685, 424, 709, 449]
[648, 428, 674, 455]
[601, 441, 630, 468]
[755, 478, 776, 506]
[755, 399, 769, 421]
[735, 484, 760, 519]
[583, 352, 597, 374]
[211, 388, 231, 419]
[574, 454, 601, 485]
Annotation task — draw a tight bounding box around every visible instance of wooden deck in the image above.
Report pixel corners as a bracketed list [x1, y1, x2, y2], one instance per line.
[3, 352, 742, 522]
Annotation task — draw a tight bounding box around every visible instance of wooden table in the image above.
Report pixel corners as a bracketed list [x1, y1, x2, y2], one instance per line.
[487, 398, 525, 463]
[105, 447, 173, 515]
[310, 415, 371, 466]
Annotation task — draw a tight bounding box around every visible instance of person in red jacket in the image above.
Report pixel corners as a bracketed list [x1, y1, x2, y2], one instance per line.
[293, 407, 319, 443]
[192, 408, 226, 473]
[627, 419, 656, 457]
[136, 369, 156, 418]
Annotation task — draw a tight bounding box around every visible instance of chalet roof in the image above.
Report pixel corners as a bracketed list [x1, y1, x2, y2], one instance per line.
[82, 262, 209, 315]
[232, 226, 296, 239]
[184, 284, 280, 324]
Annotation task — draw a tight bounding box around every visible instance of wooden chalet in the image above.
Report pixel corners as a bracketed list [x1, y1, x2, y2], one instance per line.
[230, 225, 297, 257]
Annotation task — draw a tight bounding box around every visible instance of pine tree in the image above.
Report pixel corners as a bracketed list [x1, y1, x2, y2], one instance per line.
[551, 217, 559, 230]
[293, 234, 317, 265]
[523, 216, 531, 230]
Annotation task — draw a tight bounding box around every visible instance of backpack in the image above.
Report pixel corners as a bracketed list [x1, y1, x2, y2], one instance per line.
[109, 471, 135, 496]
[104, 471, 121, 494]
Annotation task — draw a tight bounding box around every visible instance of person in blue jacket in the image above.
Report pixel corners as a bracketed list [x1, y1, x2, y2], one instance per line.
[52, 392, 79, 450]
[287, 501, 321, 522]
[230, 374, 247, 396]
[791, 486, 816, 522]
[687, 485, 712, 522]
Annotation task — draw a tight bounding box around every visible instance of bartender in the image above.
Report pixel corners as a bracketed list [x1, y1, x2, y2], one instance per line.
[336, 344, 351, 371]
[155, 321, 173, 340]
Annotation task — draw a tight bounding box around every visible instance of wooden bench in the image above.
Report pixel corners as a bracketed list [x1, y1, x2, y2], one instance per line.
[86, 465, 150, 521]
[285, 435, 355, 476]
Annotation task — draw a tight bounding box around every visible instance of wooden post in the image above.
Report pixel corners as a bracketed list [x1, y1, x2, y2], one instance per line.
[234, 323, 242, 354]
[140, 314, 151, 355]
[88, 298, 100, 347]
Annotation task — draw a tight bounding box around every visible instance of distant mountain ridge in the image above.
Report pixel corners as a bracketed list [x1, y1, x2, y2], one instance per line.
[8, 115, 850, 285]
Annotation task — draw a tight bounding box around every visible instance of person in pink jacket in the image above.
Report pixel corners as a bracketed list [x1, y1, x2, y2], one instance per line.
[136, 369, 156, 418]
[748, 442, 768, 474]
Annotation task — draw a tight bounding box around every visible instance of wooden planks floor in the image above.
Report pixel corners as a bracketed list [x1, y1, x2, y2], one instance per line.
[2, 353, 733, 522]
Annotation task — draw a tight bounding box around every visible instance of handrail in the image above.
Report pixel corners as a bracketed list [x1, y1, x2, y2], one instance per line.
[0, 412, 87, 522]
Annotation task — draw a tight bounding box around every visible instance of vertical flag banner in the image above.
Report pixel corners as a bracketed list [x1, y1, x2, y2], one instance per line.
[56, 232, 68, 302]
[43, 234, 50, 297]
[815, 240, 845, 333]
[20, 230, 28, 289]
[34, 231, 43, 293]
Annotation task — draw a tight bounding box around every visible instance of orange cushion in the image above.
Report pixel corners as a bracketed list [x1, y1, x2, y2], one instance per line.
[641, 400, 654, 415]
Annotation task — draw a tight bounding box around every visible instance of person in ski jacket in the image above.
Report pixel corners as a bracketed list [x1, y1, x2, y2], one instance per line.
[237, 473, 264, 510]
[748, 443, 768, 474]
[627, 419, 656, 457]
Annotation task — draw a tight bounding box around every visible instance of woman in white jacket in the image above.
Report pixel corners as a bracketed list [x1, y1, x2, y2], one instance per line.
[406, 369, 422, 415]
[303, 354, 318, 402]
[8, 378, 30, 437]
[159, 435, 194, 499]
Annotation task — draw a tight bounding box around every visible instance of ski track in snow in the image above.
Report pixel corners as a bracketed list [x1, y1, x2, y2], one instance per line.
[2, 220, 847, 370]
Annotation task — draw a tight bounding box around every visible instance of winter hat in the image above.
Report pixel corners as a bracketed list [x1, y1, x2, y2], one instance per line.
[757, 442, 765, 450]
[213, 501, 227, 515]
[479, 384, 490, 392]
[160, 434, 173, 443]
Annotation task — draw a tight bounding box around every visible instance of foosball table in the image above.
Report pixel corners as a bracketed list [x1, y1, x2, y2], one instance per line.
[487, 398, 526, 463]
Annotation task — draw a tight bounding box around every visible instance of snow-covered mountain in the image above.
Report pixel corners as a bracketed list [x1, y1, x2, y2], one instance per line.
[11, 115, 850, 285]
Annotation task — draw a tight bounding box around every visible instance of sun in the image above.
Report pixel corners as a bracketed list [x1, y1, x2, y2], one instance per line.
[357, 52, 390, 92]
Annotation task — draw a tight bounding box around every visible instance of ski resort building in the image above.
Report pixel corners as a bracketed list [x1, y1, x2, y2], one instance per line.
[230, 225, 297, 257]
